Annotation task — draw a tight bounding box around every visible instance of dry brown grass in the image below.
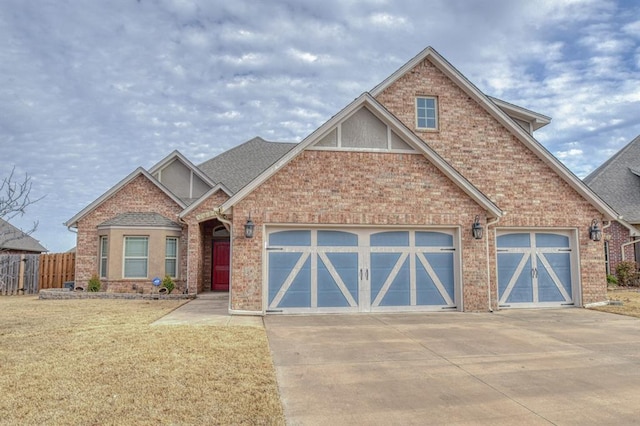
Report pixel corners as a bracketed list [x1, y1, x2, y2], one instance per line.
[590, 289, 640, 318]
[0, 297, 284, 425]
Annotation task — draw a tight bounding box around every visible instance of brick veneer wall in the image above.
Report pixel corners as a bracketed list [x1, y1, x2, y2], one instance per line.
[232, 150, 489, 312]
[181, 190, 230, 293]
[375, 57, 607, 306]
[75, 175, 187, 293]
[606, 220, 637, 275]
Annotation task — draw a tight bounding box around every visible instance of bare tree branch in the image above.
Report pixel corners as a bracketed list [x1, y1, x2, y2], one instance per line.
[0, 167, 45, 251]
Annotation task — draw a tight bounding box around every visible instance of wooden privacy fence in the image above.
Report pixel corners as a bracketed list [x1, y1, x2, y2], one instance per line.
[39, 252, 75, 290]
[0, 254, 39, 295]
[0, 252, 75, 295]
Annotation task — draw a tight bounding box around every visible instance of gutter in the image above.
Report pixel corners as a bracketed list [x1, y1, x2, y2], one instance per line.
[485, 215, 502, 312]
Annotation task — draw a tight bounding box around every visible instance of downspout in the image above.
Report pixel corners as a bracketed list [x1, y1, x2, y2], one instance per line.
[177, 217, 190, 294]
[620, 239, 640, 262]
[486, 215, 502, 312]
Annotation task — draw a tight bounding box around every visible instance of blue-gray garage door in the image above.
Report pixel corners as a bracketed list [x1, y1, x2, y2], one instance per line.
[266, 228, 459, 313]
[497, 231, 576, 308]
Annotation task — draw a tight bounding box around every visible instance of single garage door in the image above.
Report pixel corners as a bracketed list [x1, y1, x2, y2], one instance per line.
[266, 228, 459, 313]
[497, 231, 577, 308]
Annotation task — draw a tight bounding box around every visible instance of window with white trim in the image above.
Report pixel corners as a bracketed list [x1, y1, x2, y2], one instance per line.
[124, 236, 148, 278]
[165, 237, 178, 278]
[99, 236, 108, 278]
[416, 96, 438, 130]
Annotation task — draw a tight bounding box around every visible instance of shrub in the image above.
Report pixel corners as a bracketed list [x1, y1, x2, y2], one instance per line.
[162, 275, 175, 294]
[607, 274, 618, 286]
[615, 261, 639, 287]
[87, 274, 101, 292]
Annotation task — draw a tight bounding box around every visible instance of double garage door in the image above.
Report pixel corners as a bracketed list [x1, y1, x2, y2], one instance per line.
[266, 228, 460, 313]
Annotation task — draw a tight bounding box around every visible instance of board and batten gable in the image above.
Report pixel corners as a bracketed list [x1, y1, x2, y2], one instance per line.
[374, 56, 607, 305]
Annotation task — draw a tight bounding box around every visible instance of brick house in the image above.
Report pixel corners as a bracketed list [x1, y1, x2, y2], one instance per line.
[584, 135, 640, 276]
[66, 47, 617, 313]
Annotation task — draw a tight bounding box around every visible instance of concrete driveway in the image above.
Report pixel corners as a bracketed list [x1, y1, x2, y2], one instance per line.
[265, 309, 640, 425]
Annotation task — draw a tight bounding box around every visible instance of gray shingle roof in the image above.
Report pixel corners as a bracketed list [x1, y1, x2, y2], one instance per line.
[198, 137, 296, 194]
[0, 218, 48, 252]
[584, 135, 640, 223]
[98, 212, 182, 229]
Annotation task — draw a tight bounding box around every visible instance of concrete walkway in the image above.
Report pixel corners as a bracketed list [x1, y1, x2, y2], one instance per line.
[151, 292, 263, 327]
[265, 309, 640, 425]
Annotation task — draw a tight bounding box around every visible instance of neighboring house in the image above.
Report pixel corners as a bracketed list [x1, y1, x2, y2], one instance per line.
[584, 135, 640, 275]
[0, 218, 48, 254]
[66, 46, 616, 313]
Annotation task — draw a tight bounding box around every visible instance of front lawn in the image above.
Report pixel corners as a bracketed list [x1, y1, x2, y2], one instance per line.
[0, 297, 284, 425]
[589, 289, 640, 318]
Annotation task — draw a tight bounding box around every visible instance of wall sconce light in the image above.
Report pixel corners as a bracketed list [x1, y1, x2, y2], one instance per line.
[589, 219, 602, 242]
[244, 213, 255, 239]
[472, 215, 483, 240]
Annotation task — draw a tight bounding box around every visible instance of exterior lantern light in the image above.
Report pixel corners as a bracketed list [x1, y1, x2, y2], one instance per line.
[244, 213, 255, 239]
[589, 219, 602, 242]
[471, 215, 483, 240]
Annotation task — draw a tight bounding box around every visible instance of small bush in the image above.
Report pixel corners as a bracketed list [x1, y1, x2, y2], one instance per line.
[607, 274, 618, 286]
[87, 274, 101, 292]
[162, 275, 175, 294]
[616, 261, 639, 287]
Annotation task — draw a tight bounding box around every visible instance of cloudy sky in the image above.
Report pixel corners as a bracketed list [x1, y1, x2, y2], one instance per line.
[1, 0, 639, 252]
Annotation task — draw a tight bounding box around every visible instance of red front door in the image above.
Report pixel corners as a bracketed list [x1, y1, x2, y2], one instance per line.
[211, 241, 230, 291]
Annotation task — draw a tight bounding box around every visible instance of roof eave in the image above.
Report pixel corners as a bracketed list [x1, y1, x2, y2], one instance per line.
[221, 93, 502, 219]
[372, 46, 616, 221]
[179, 183, 234, 219]
[64, 168, 187, 228]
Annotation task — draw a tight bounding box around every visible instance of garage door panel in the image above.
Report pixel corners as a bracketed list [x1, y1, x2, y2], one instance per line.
[416, 264, 447, 305]
[371, 231, 409, 246]
[537, 253, 572, 302]
[416, 231, 453, 247]
[419, 252, 455, 304]
[317, 230, 358, 246]
[269, 230, 311, 246]
[268, 252, 306, 305]
[536, 233, 569, 248]
[497, 233, 530, 248]
[372, 254, 410, 307]
[318, 253, 358, 307]
[277, 256, 311, 308]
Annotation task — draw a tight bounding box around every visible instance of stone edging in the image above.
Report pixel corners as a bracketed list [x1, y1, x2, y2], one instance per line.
[39, 288, 195, 300]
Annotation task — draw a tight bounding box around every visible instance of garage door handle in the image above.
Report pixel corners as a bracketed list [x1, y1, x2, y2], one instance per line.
[366, 269, 369, 280]
[360, 269, 363, 280]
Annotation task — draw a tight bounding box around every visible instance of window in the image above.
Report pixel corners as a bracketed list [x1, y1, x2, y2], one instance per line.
[416, 96, 438, 130]
[165, 237, 178, 278]
[99, 236, 108, 278]
[124, 236, 148, 278]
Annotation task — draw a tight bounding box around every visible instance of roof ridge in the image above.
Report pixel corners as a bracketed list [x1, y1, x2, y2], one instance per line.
[584, 134, 640, 184]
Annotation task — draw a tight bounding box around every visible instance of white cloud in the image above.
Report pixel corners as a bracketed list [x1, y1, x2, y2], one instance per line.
[0, 0, 639, 251]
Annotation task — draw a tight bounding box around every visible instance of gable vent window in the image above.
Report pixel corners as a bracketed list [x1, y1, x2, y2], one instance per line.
[416, 96, 438, 130]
